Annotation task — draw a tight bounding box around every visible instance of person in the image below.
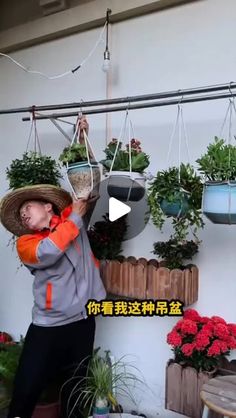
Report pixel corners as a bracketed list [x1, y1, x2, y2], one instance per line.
[0, 117, 106, 418]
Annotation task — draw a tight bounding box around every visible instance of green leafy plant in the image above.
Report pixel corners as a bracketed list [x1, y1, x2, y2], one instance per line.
[0, 338, 61, 409]
[0, 339, 24, 409]
[59, 143, 88, 166]
[100, 138, 150, 173]
[153, 239, 199, 270]
[6, 152, 62, 189]
[87, 213, 128, 260]
[147, 163, 204, 241]
[61, 348, 143, 418]
[196, 136, 236, 181]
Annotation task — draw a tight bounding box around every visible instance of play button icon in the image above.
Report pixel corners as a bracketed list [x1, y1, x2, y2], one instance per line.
[109, 197, 131, 222]
[88, 177, 150, 240]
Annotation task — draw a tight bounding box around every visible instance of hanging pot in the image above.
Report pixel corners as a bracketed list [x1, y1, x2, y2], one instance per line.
[107, 171, 146, 202]
[160, 191, 190, 217]
[67, 161, 101, 198]
[202, 181, 236, 224]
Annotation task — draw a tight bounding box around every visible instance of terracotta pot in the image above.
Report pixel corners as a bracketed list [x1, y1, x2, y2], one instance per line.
[32, 402, 59, 418]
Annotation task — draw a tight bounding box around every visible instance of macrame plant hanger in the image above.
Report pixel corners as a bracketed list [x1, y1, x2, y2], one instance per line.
[108, 108, 136, 201]
[26, 106, 42, 154]
[64, 111, 98, 200]
[166, 100, 191, 218]
[215, 91, 236, 224]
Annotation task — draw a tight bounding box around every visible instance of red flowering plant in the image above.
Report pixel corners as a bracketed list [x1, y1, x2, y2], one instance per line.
[167, 309, 236, 372]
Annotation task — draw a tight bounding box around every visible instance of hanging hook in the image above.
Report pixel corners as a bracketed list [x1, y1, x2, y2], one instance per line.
[125, 101, 131, 117]
[178, 95, 184, 111]
[31, 105, 36, 121]
[229, 81, 235, 99]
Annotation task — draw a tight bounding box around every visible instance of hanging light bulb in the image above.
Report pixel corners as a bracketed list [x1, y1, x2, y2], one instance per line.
[102, 8, 111, 73]
[103, 50, 110, 73]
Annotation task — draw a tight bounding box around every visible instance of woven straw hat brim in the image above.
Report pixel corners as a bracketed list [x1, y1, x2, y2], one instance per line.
[0, 184, 72, 236]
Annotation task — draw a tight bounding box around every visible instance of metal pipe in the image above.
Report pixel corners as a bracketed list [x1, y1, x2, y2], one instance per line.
[22, 91, 236, 121]
[0, 81, 236, 116]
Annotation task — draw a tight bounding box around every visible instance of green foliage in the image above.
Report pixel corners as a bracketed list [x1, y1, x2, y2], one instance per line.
[196, 136, 236, 181]
[59, 143, 88, 166]
[0, 339, 61, 408]
[6, 152, 62, 189]
[147, 163, 204, 241]
[87, 213, 128, 260]
[62, 348, 143, 418]
[153, 239, 199, 270]
[100, 139, 150, 173]
[0, 341, 23, 408]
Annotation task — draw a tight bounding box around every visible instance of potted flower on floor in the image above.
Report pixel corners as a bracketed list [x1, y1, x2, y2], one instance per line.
[61, 348, 143, 418]
[165, 308, 236, 418]
[100, 138, 150, 201]
[196, 136, 236, 224]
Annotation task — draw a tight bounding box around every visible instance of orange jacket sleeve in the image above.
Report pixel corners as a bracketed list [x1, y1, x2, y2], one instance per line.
[17, 214, 83, 269]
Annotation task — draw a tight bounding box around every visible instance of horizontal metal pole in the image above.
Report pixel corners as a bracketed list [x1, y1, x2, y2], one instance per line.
[22, 91, 235, 121]
[0, 81, 236, 116]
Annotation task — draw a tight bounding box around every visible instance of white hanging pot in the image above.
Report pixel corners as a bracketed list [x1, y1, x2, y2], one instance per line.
[106, 171, 146, 202]
[202, 181, 236, 224]
[67, 161, 101, 199]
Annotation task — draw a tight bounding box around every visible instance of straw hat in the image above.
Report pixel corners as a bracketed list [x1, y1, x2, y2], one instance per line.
[0, 184, 72, 236]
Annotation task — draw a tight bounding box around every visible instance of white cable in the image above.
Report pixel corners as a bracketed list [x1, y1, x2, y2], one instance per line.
[0, 22, 107, 80]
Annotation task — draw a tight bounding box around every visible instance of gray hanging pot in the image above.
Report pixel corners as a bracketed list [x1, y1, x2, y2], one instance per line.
[202, 181, 236, 224]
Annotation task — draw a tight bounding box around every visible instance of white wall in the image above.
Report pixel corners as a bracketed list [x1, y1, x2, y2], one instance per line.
[1, 0, 236, 416]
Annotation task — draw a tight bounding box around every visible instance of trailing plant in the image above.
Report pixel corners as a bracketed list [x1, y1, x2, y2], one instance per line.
[100, 138, 150, 173]
[87, 213, 128, 260]
[59, 143, 88, 166]
[147, 163, 204, 241]
[167, 308, 236, 372]
[196, 136, 236, 181]
[153, 239, 199, 270]
[6, 152, 62, 189]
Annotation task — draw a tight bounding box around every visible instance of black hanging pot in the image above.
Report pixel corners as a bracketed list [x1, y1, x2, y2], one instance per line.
[107, 171, 146, 202]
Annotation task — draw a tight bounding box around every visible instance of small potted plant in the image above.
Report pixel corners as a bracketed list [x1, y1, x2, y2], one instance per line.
[165, 308, 236, 418]
[152, 238, 199, 270]
[6, 152, 62, 189]
[147, 163, 204, 242]
[87, 213, 128, 261]
[61, 348, 143, 418]
[100, 138, 150, 201]
[59, 141, 100, 199]
[196, 136, 236, 224]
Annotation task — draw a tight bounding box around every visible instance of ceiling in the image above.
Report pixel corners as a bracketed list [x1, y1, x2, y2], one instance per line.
[0, 0, 91, 31]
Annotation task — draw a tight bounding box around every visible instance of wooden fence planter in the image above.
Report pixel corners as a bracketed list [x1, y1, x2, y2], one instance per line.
[165, 362, 218, 418]
[100, 257, 198, 305]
